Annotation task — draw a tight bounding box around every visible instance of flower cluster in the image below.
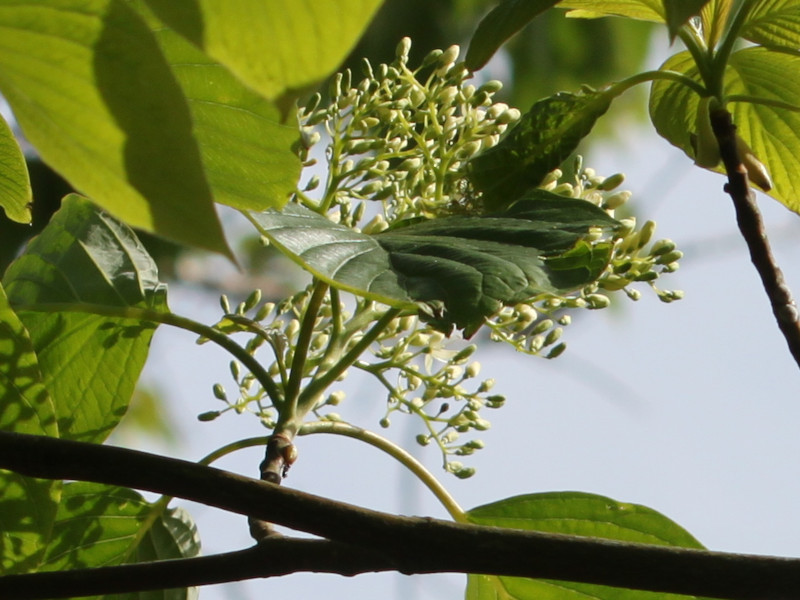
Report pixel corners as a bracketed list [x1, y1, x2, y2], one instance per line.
[198, 39, 683, 477]
[296, 37, 520, 225]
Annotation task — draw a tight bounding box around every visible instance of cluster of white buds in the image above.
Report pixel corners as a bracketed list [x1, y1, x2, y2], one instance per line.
[297, 37, 521, 225]
[480, 159, 683, 357]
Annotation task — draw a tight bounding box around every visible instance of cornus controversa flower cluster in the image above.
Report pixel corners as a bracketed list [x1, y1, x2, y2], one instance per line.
[196, 39, 683, 476]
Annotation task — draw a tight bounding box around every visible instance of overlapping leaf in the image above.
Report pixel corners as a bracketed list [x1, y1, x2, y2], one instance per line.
[3, 194, 168, 443]
[740, 0, 800, 49]
[0, 0, 229, 255]
[650, 48, 800, 212]
[465, 0, 562, 71]
[41, 482, 200, 600]
[0, 113, 30, 224]
[130, 1, 301, 212]
[558, 0, 665, 21]
[466, 492, 705, 600]
[247, 193, 619, 332]
[664, 0, 713, 39]
[143, 0, 383, 102]
[469, 88, 615, 210]
[701, 0, 734, 47]
[0, 284, 60, 574]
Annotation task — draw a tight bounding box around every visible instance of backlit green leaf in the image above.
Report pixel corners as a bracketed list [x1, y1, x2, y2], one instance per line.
[130, 1, 301, 212]
[0, 284, 60, 574]
[559, 0, 665, 21]
[0, 0, 230, 256]
[650, 48, 800, 212]
[3, 194, 168, 443]
[469, 87, 614, 210]
[465, 0, 562, 71]
[143, 0, 384, 102]
[41, 482, 200, 600]
[247, 193, 619, 333]
[740, 0, 800, 49]
[466, 491, 704, 600]
[649, 51, 702, 161]
[0, 113, 31, 224]
[700, 0, 734, 47]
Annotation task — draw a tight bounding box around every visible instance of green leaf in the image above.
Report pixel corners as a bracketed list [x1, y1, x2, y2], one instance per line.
[143, 0, 384, 102]
[649, 51, 703, 161]
[469, 87, 614, 210]
[0, 0, 230, 256]
[130, 1, 301, 212]
[558, 0, 665, 21]
[42, 482, 200, 600]
[465, 0, 562, 71]
[466, 491, 705, 600]
[700, 0, 734, 47]
[3, 194, 168, 443]
[247, 193, 619, 333]
[664, 0, 711, 39]
[740, 0, 800, 49]
[0, 113, 31, 224]
[650, 48, 800, 212]
[0, 284, 60, 574]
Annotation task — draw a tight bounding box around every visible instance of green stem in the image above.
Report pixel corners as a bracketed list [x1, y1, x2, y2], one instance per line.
[198, 437, 270, 466]
[299, 420, 466, 522]
[284, 281, 329, 415]
[712, 0, 757, 79]
[17, 303, 283, 408]
[297, 308, 402, 414]
[606, 69, 708, 98]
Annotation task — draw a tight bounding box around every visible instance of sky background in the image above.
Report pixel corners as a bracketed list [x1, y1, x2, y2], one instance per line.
[127, 35, 800, 600]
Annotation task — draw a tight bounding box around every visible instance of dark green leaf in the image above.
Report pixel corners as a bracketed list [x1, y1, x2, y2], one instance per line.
[466, 491, 705, 600]
[130, 1, 301, 212]
[0, 284, 60, 574]
[664, 0, 712, 40]
[0, 0, 230, 256]
[740, 0, 800, 49]
[0, 113, 31, 224]
[247, 193, 619, 333]
[465, 0, 562, 71]
[143, 0, 384, 102]
[41, 482, 200, 600]
[3, 194, 168, 443]
[469, 88, 614, 210]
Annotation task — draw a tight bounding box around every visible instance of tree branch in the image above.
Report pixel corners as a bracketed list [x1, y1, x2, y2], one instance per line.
[710, 107, 800, 369]
[2, 432, 800, 599]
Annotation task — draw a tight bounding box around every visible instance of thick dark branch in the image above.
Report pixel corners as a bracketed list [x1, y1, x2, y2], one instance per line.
[3, 431, 800, 600]
[710, 107, 800, 369]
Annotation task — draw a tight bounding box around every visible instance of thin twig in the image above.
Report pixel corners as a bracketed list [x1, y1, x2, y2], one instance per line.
[3, 432, 800, 600]
[709, 107, 800, 369]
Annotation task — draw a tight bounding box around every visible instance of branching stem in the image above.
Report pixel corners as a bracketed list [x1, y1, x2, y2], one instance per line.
[15, 303, 283, 406]
[709, 107, 800, 369]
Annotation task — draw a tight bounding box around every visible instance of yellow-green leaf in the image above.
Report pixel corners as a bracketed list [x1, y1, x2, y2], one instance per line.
[0, 284, 59, 573]
[0, 114, 31, 224]
[0, 0, 230, 256]
[650, 48, 800, 212]
[143, 0, 384, 101]
[559, 0, 665, 22]
[740, 0, 800, 49]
